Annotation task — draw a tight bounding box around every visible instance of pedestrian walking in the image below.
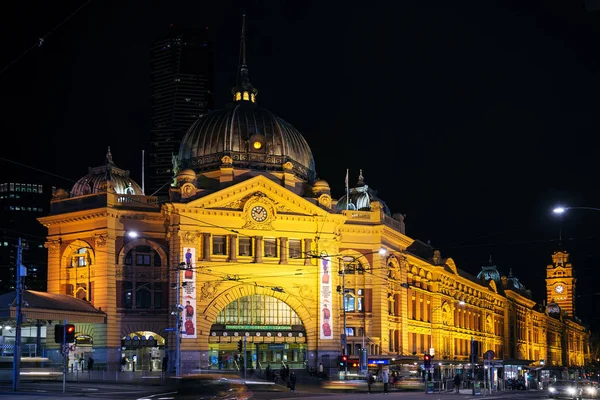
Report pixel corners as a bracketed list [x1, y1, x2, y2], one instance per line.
[289, 371, 297, 392]
[382, 368, 389, 394]
[162, 354, 168, 373]
[87, 356, 94, 372]
[367, 371, 375, 394]
[454, 373, 462, 393]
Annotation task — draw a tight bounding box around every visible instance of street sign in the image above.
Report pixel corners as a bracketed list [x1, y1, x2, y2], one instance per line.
[165, 328, 176, 332]
[484, 350, 495, 360]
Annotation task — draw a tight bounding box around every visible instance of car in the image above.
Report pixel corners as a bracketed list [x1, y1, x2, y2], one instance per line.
[548, 380, 599, 399]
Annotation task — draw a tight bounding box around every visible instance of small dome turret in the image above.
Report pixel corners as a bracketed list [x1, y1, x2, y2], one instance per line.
[71, 147, 143, 197]
[336, 170, 391, 216]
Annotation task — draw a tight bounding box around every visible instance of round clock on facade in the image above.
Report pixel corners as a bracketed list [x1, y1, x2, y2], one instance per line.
[555, 284, 565, 294]
[251, 205, 267, 222]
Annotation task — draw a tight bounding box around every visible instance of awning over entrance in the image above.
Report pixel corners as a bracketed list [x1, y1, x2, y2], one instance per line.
[0, 290, 106, 323]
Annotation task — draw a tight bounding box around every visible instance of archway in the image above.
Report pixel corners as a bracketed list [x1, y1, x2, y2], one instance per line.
[208, 294, 307, 371]
[120, 331, 166, 372]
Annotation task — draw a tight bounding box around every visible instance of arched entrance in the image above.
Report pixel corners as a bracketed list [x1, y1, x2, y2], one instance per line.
[121, 331, 166, 371]
[209, 295, 307, 371]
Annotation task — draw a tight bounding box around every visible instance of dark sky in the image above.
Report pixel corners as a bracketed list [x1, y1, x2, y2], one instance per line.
[2, 1, 600, 326]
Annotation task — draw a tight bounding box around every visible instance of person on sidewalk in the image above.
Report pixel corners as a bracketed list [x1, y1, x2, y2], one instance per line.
[454, 373, 462, 393]
[289, 372, 297, 392]
[382, 368, 389, 394]
[87, 356, 94, 373]
[367, 371, 375, 394]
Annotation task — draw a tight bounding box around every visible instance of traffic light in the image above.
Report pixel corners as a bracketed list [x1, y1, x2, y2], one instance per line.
[424, 353, 431, 368]
[65, 324, 76, 343]
[54, 324, 65, 343]
[339, 355, 348, 368]
[237, 340, 243, 353]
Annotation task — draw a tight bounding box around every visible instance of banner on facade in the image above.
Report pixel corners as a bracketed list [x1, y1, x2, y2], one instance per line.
[319, 257, 333, 339]
[181, 247, 197, 339]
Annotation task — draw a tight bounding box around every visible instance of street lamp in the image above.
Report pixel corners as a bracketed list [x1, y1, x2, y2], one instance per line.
[552, 206, 600, 214]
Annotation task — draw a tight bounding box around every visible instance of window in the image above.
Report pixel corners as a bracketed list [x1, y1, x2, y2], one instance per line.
[213, 235, 227, 255]
[345, 327, 355, 336]
[264, 238, 277, 257]
[289, 239, 302, 259]
[216, 295, 302, 326]
[239, 237, 252, 256]
[136, 284, 152, 308]
[123, 282, 133, 308]
[125, 246, 161, 266]
[72, 248, 88, 268]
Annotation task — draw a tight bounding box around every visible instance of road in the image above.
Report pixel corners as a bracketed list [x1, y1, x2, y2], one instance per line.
[0, 381, 547, 400]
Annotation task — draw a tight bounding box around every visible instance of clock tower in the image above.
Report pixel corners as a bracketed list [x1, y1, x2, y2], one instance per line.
[545, 250, 576, 317]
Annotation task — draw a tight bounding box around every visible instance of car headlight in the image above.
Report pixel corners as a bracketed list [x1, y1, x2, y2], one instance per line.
[567, 387, 577, 395]
[586, 387, 597, 394]
[549, 388, 557, 393]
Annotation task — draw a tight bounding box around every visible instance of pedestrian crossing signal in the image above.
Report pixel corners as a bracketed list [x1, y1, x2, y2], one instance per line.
[424, 353, 431, 368]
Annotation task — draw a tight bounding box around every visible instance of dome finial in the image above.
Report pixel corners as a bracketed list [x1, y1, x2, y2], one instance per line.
[231, 13, 258, 104]
[357, 169, 365, 185]
[488, 255, 493, 265]
[106, 146, 114, 164]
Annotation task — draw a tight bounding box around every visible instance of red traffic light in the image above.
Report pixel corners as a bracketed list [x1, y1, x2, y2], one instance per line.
[66, 325, 75, 333]
[341, 355, 348, 361]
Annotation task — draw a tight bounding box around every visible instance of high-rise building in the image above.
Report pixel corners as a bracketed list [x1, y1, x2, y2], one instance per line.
[148, 26, 215, 198]
[0, 181, 53, 294]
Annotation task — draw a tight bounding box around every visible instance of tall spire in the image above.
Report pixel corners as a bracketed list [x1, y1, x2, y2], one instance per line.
[231, 13, 258, 104]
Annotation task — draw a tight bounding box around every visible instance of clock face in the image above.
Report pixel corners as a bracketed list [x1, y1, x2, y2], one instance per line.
[555, 285, 564, 294]
[251, 205, 267, 222]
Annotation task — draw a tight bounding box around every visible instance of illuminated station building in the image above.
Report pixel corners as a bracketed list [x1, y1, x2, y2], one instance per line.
[39, 27, 589, 377]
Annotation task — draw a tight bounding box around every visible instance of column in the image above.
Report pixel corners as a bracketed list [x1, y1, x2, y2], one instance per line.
[279, 237, 288, 264]
[303, 238, 312, 266]
[203, 233, 212, 261]
[228, 234, 238, 262]
[254, 236, 263, 263]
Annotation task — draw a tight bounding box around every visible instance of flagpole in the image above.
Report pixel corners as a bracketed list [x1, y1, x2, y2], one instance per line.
[345, 169, 349, 210]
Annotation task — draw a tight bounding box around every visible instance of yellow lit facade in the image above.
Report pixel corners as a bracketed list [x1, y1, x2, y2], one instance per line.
[38, 23, 589, 373]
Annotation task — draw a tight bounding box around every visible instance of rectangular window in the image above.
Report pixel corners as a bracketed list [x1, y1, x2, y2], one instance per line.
[264, 238, 277, 257]
[123, 282, 133, 308]
[136, 287, 151, 308]
[345, 327, 355, 336]
[213, 235, 227, 255]
[239, 237, 252, 256]
[136, 254, 151, 265]
[288, 239, 302, 259]
[357, 289, 365, 312]
[38, 185, 43, 193]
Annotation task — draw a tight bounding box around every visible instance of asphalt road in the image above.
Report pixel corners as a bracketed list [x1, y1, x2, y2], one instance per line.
[0, 381, 548, 400]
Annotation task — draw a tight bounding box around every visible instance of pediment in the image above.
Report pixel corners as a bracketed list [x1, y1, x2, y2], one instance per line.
[182, 175, 329, 217]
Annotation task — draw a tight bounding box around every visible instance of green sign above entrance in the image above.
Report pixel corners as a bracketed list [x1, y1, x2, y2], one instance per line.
[225, 325, 292, 331]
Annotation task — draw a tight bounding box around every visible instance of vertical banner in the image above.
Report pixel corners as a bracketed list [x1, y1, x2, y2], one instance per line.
[319, 257, 333, 339]
[181, 247, 197, 339]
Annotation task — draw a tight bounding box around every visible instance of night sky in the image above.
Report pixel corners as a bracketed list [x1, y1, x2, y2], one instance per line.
[2, 1, 600, 327]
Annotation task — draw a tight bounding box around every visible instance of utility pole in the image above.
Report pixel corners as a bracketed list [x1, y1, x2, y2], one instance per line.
[175, 265, 181, 377]
[12, 238, 24, 392]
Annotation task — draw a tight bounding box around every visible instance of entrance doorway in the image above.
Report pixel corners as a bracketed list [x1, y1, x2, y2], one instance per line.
[120, 331, 165, 371]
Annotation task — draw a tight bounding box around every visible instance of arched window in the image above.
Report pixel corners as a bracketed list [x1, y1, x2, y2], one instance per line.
[215, 295, 301, 326]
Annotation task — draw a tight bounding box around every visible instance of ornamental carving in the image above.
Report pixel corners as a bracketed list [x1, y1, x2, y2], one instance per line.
[282, 161, 294, 171]
[224, 200, 243, 210]
[297, 284, 314, 302]
[318, 194, 332, 209]
[45, 240, 61, 255]
[95, 234, 107, 248]
[181, 231, 201, 245]
[200, 281, 222, 300]
[242, 193, 276, 230]
[181, 183, 196, 199]
[221, 155, 233, 166]
[274, 202, 294, 213]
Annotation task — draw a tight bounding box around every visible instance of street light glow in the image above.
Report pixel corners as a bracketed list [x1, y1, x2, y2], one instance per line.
[127, 231, 139, 238]
[553, 207, 566, 214]
[378, 248, 387, 256]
